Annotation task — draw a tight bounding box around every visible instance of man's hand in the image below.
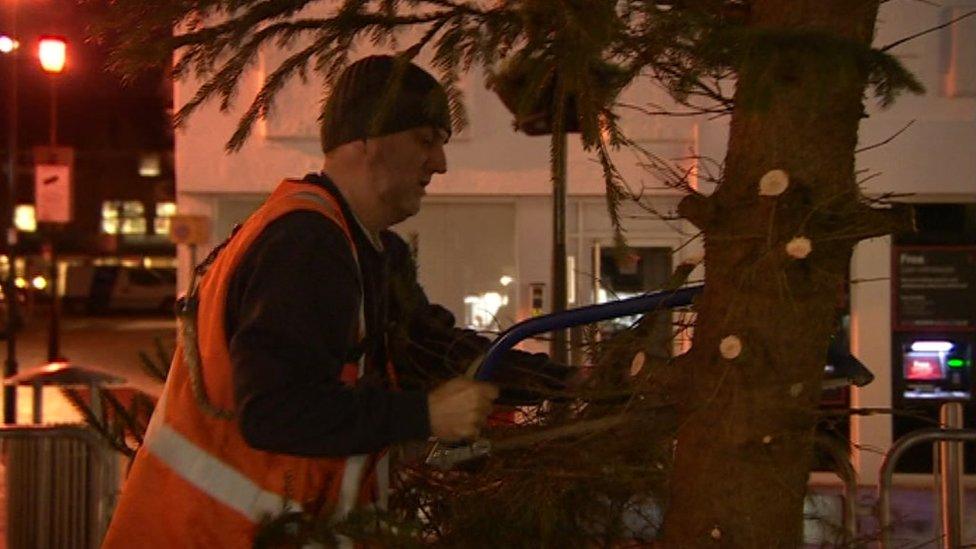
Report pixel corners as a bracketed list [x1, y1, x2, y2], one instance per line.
[427, 378, 499, 441]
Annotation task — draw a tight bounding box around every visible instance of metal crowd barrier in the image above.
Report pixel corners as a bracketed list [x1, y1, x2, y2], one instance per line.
[878, 403, 976, 548]
[1, 425, 119, 549]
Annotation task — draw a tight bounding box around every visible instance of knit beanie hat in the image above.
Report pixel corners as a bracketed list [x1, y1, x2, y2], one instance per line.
[320, 55, 452, 153]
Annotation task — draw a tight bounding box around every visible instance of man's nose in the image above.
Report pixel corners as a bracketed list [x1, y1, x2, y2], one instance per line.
[429, 142, 447, 174]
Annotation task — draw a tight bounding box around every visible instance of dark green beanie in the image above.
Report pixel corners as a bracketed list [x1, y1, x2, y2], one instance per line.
[320, 55, 452, 153]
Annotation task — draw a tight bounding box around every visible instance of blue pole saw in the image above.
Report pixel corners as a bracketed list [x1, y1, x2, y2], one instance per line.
[426, 284, 872, 469]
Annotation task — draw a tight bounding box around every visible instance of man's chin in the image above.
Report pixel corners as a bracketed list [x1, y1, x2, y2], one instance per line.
[391, 205, 421, 225]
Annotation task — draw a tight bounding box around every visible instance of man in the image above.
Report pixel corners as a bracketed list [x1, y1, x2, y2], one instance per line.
[103, 55, 544, 547]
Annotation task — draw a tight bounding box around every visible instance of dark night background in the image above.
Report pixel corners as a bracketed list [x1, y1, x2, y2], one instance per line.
[1, 0, 174, 254]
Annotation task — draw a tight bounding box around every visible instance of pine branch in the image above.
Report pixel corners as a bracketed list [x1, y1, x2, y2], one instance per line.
[61, 388, 135, 458]
[102, 390, 146, 446]
[881, 9, 976, 52]
[225, 36, 329, 150]
[594, 119, 630, 248]
[153, 337, 174, 377]
[138, 350, 168, 382]
[170, 0, 318, 51]
[174, 4, 466, 138]
[855, 120, 915, 154]
[492, 414, 630, 451]
[615, 101, 731, 118]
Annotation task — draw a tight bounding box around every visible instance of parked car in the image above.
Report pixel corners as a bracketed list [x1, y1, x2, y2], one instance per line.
[64, 265, 176, 314]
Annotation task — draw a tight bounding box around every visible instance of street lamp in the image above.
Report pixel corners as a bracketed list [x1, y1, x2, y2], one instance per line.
[38, 35, 67, 363]
[2, 24, 22, 425]
[0, 35, 18, 54]
[38, 36, 66, 145]
[37, 36, 66, 72]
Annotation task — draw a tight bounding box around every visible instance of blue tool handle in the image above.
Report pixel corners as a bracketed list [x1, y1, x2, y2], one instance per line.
[475, 284, 704, 381]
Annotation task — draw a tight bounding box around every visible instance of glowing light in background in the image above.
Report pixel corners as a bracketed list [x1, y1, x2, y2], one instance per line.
[14, 205, 37, 233]
[0, 35, 19, 54]
[31, 276, 47, 291]
[38, 36, 67, 73]
[464, 292, 508, 330]
[910, 341, 953, 353]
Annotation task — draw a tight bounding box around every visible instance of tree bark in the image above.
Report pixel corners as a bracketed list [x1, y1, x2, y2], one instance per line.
[660, 1, 881, 546]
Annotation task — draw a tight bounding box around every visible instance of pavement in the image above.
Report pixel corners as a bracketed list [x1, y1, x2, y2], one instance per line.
[806, 483, 976, 547]
[0, 310, 172, 424]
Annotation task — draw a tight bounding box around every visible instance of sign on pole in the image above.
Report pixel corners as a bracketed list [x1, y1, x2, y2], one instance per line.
[33, 146, 74, 224]
[168, 215, 211, 246]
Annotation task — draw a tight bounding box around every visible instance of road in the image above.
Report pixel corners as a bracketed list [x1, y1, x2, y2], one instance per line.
[0, 309, 173, 424]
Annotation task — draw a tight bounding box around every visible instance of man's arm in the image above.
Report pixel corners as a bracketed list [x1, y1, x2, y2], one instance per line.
[228, 212, 497, 455]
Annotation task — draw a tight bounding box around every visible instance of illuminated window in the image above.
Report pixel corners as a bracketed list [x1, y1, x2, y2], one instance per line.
[139, 153, 162, 177]
[14, 205, 36, 232]
[463, 292, 509, 331]
[102, 200, 147, 235]
[154, 202, 177, 235]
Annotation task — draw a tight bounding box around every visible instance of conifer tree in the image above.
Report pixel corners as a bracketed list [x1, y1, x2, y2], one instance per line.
[93, 0, 926, 545]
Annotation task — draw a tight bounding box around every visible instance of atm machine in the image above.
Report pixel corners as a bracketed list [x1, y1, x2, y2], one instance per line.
[892, 245, 976, 473]
[895, 337, 973, 402]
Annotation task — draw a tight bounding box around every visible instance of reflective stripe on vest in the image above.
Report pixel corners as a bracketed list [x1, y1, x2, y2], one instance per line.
[145, 392, 374, 524]
[144, 389, 301, 522]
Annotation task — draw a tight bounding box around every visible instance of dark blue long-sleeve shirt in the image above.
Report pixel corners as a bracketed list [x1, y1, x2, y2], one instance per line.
[224, 173, 562, 457]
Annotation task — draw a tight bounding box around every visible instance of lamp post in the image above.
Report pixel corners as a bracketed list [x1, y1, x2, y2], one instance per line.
[2, 10, 21, 424]
[38, 36, 66, 363]
[39, 37, 65, 144]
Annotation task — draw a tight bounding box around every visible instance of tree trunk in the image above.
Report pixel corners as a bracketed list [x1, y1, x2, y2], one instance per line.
[660, 1, 881, 546]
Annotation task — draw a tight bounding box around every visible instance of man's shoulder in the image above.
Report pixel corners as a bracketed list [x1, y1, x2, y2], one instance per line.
[248, 210, 355, 255]
[231, 210, 358, 289]
[268, 209, 349, 235]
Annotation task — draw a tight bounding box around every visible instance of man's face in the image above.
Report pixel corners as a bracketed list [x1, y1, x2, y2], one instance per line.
[365, 126, 449, 226]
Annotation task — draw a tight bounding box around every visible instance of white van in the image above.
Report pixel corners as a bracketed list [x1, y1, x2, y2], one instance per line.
[64, 265, 176, 314]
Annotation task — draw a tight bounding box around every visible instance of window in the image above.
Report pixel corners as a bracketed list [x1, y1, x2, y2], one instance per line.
[102, 200, 147, 235]
[139, 153, 162, 177]
[14, 205, 36, 232]
[154, 202, 177, 235]
[393, 202, 517, 331]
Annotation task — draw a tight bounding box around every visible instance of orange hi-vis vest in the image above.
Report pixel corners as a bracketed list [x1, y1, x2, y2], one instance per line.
[103, 180, 392, 548]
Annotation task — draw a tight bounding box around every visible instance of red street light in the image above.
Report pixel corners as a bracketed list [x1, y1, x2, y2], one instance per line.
[38, 36, 66, 74]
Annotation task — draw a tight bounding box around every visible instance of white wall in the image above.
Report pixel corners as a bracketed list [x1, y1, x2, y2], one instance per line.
[859, 1, 976, 198]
